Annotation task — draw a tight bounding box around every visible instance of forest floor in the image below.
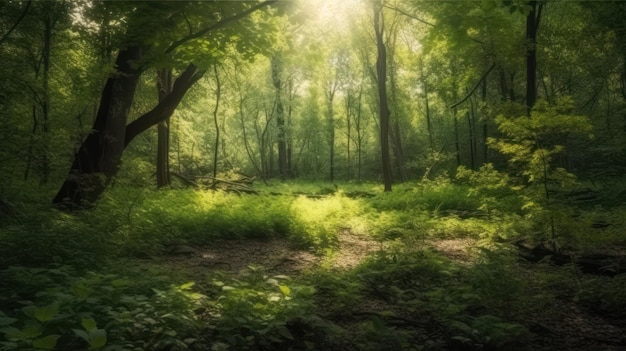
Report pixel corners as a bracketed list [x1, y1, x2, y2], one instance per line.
[154, 230, 626, 351]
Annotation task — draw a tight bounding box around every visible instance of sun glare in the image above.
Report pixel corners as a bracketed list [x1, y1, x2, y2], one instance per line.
[301, 0, 364, 30]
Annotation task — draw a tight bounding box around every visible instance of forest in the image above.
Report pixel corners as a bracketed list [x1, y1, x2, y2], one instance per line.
[0, 0, 625, 350]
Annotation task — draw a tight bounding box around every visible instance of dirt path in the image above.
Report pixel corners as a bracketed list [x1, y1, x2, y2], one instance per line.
[162, 230, 380, 276]
[160, 234, 626, 350]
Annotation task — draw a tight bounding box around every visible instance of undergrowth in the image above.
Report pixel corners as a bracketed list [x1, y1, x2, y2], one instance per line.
[1, 178, 625, 350]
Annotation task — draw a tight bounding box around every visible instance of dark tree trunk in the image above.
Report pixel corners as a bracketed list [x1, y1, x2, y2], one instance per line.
[53, 46, 143, 207]
[422, 66, 434, 150]
[482, 79, 488, 164]
[391, 121, 407, 181]
[156, 68, 173, 188]
[374, 2, 392, 192]
[53, 51, 203, 207]
[526, 1, 541, 114]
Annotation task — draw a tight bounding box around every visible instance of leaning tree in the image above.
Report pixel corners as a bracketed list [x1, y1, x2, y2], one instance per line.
[53, 0, 281, 208]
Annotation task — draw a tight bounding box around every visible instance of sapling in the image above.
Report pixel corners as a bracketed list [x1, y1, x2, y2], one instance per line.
[489, 98, 592, 250]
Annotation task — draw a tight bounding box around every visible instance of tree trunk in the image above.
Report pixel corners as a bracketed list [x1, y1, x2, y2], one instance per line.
[327, 96, 336, 182]
[212, 65, 222, 179]
[422, 66, 434, 151]
[481, 78, 488, 165]
[53, 51, 203, 207]
[156, 68, 173, 187]
[526, 1, 540, 114]
[53, 46, 143, 207]
[374, 2, 392, 192]
[271, 54, 288, 180]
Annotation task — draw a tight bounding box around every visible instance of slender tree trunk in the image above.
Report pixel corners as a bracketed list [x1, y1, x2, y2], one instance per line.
[356, 86, 363, 182]
[156, 68, 173, 187]
[468, 95, 477, 170]
[327, 95, 336, 182]
[212, 65, 221, 179]
[374, 2, 392, 192]
[482, 79, 488, 164]
[345, 93, 352, 181]
[526, 0, 539, 114]
[40, 12, 52, 183]
[454, 107, 461, 167]
[422, 71, 434, 151]
[272, 54, 287, 179]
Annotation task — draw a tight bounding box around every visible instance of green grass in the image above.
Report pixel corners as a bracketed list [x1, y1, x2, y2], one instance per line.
[2, 178, 626, 350]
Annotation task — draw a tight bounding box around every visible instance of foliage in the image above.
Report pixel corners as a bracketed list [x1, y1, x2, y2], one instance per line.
[0, 265, 206, 351]
[576, 275, 626, 318]
[204, 266, 329, 351]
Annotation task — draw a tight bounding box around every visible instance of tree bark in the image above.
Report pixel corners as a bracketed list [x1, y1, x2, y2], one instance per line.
[212, 65, 221, 179]
[526, 1, 541, 114]
[53, 52, 203, 207]
[156, 68, 173, 187]
[53, 46, 143, 207]
[271, 54, 288, 180]
[374, 2, 392, 192]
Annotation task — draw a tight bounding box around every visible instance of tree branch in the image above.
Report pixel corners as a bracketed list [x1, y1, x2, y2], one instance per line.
[382, 4, 434, 27]
[124, 64, 204, 147]
[449, 62, 495, 109]
[0, 0, 32, 47]
[165, 0, 277, 55]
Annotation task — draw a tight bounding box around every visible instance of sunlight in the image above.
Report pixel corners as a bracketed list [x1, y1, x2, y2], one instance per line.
[300, 0, 365, 30]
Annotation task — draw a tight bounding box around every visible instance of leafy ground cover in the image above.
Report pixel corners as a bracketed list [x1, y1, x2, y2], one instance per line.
[1, 179, 625, 350]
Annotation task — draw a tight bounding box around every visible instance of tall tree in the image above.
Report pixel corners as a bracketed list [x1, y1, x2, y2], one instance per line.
[373, 1, 393, 191]
[156, 68, 173, 187]
[52, 1, 278, 208]
[271, 53, 288, 179]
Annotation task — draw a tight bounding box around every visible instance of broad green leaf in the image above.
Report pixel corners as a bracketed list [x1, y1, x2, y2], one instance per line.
[111, 279, 130, 287]
[279, 285, 291, 296]
[179, 282, 195, 290]
[34, 305, 59, 322]
[89, 329, 107, 349]
[81, 318, 97, 332]
[32, 335, 60, 350]
[22, 324, 43, 338]
[73, 328, 89, 343]
[21, 305, 36, 318]
[0, 317, 17, 326]
[0, 326, 23, 340]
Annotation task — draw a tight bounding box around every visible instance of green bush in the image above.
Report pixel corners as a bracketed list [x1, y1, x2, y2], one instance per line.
[0, 265, 206, 351]
[204, 266, 329, 351]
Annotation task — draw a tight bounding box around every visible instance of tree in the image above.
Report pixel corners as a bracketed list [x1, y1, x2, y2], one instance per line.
[52, 1, 278, 208]
[156, 68, 173, 187]
[373, 1, 393, 192]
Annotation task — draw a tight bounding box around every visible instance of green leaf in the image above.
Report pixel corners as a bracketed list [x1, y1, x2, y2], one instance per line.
[0, 317, 17, 326]
[0, 326, 23, 340]
[32, 335, 60, 350]
[279, 285, 291, 296]
[111, 279, 130, 287]
[179, 282, 195, 290]
[73, 328, 89, 343]
[89, 329, 107, 349]
[22, 324, 43, 338]
[34, 304, 59, 322]
[81, 318, 97, 332]
[21, 305, 36, 318]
